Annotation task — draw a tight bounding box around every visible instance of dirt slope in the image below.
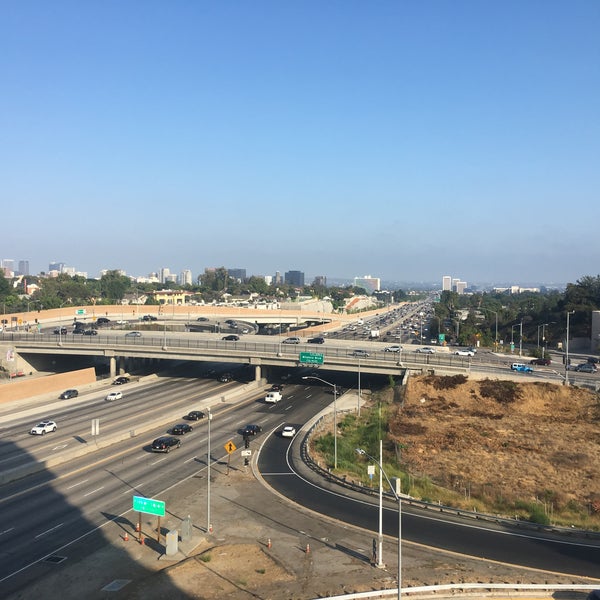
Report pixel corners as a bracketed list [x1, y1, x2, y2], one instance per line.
[391, 375, 600, 517]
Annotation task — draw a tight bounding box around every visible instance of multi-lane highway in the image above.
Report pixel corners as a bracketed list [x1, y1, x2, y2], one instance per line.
[1, 370, 599, 598]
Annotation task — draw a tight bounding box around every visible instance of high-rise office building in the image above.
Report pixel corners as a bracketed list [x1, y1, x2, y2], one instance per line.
[284, 270, 305, 286]
[160, 267, 171, 284]
[179, 270, 193, 286]
[228, 268, 247, 281]
[17, 260, 29, 276]
[49, 261, 65, 273]
[313, 275, 327, 287]
[442, 275, 452, 291]
[354, 275, 380, 295]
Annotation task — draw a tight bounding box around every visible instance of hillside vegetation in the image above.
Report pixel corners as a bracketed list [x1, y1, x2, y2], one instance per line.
[388, 375, 600, 526]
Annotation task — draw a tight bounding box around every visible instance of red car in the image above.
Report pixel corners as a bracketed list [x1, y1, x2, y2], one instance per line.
[530, 358, 551, 366]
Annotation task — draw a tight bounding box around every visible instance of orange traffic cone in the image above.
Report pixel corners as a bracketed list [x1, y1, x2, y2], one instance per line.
[306, 543, 310, 554]
[135, 522, 140, 532]
[139, 534, 145, 545]
[123, 531, 129, 542]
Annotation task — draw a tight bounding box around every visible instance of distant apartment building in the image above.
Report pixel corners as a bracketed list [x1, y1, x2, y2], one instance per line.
[442, 275, 452, 291]
[354, 275, 380, 295]
[274, 271, 283, 285]
[179, 269, 193, 286]
[284, 270, 305, 286]
[228, 268, 247, 282]
[313, 275, 327, 287]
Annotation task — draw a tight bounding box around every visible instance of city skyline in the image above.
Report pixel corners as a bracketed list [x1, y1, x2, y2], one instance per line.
[2, 3, 599, 284]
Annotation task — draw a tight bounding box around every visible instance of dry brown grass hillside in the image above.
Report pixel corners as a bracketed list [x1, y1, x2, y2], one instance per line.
[388, 375, 600, 523]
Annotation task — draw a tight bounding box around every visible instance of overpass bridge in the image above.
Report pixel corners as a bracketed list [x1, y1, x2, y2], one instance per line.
[1, 331, 471, 382]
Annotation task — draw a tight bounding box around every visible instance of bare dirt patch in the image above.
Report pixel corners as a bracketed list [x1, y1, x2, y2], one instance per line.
[390, 375, 600, 520]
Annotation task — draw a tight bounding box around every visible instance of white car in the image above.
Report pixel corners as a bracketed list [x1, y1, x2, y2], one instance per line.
[105, 391, 123, 402]
[384, 345, 402, 353]
[30, 420, 57, 435]
[281, 426, 296, 438]
[416, 347, 436, 354]
[454, 349, 475, 357]
[125, 331, 142, 337]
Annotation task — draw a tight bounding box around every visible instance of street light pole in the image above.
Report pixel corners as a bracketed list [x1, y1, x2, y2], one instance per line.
[356, 446, 402, 600]
[565, 311, 575, 386]
[207, 407, 212, 533]
[519, 318, 523, 358]
[302, 376, 337, 469]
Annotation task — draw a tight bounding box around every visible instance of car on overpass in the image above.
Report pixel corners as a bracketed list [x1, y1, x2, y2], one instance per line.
[282, 337, 301, 344]
[384, 345, 402, 353]
[59, 389, 79, 399]
[416, 347, 436, 354]
[350, 349, 369, 357]
[222, 334, 240, 341]
[454, 349, 475, 357]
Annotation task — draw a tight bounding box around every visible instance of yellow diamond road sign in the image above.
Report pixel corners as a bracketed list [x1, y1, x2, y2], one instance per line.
[224, 440, 236, 454]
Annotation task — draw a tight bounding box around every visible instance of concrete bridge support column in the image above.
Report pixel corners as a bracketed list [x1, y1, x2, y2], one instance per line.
[254, 365, 261, 381]
[109, 356, 117, 378]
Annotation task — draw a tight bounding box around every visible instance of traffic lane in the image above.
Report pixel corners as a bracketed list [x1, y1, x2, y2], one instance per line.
[258, 439, 600, 578]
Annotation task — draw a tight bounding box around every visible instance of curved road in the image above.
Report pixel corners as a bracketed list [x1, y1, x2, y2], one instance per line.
[258, 417, 600, 578]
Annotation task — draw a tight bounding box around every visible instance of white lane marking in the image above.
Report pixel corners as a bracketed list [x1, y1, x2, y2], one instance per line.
[52, 443, 69, 450]
[83, 486, 104, 498]
[0, 527, 15, 536]
[184, 456, 198, 463]
[151, 457, 169, 465]
[122, 483, 146, 495]
[66, 479, 89, 490]
[35, 523, 64, 539]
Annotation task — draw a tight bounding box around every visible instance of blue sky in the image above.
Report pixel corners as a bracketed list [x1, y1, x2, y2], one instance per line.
[2, 1, 599, 286]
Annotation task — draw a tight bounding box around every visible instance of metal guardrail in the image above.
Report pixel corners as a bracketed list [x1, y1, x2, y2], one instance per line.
[301, 417, 600, 543]
[317, 583, 600, 600]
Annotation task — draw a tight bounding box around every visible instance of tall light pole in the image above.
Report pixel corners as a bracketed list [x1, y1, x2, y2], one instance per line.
[519, 318, 523, 358]
[565, 310, 575, 386]
[357, 358, 361, 417]
[302, 376, 337, 469]
[207, 407, 212, 533]
[356, 445, 402, 600]
[510, 324, 519, 353]
[481, 308, 499, 352]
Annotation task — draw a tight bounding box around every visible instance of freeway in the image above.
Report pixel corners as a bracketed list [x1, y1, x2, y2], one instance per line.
[1, 369, 599, 597]
[0, 373, 334, 596]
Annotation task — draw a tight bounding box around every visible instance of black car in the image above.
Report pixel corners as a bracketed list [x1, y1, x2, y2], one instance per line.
[185, 410, 205, 421]
[53, 327, 68, 335]
[151, 436, 181, 453]
[96, 317, 110, 325]
[171, 423, 193, 435]
[142, 315, 158, 321]
[270, 384, 284, 392]
[83, 329, 98, 335]
[60, 389, 79, 399]
[113, 376, 130, 385]
[222, 334, 240, 341]
[241, 424, 262, 436]
[72, 328, 84, 334]
[218, 373, 233, 382]
[197, 317, 209, 322]
[588, 357, 600, 364]
[307, 337, 325, 344]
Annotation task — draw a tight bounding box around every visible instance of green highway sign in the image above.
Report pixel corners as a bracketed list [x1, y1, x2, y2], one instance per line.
[299, 352, 324, 365]
[133, 495, 165, 517]
[76, 309, 86, 315]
